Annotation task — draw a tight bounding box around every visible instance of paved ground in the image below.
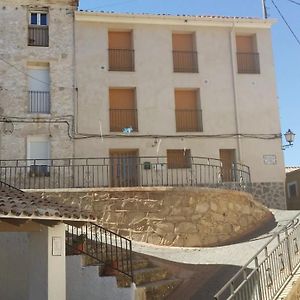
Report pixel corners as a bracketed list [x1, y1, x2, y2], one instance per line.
[132, 209, 300, 299]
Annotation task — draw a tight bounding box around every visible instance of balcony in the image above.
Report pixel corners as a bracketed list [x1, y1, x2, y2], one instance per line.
[173, 51, 198, 73]
[237, 52, 260, 74]
[175, 109, 203, 132]
[0, 157, 251, 190]
[28, 91, 50, 114]
[109, 109, 138, 132]
[108, 49, 135, 71]
[28, 25, 49, 47]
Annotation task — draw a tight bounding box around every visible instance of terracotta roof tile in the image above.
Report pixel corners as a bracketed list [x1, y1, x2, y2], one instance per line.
[0, 185, 96, 222]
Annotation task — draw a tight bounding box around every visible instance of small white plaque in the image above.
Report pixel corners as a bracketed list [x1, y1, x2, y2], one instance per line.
[263, 155, 277, 165]
[52, 237, 62, 256]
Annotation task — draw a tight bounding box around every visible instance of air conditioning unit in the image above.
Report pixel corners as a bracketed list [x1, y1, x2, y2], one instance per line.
[29, 165, 50, 177]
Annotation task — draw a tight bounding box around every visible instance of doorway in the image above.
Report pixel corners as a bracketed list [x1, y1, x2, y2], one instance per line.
[110, 149, 139, 187]
[219, 149, 236, 182]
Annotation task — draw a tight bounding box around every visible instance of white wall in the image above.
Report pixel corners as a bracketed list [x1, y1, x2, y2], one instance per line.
[66, 255, 135, 300]
[0, 223, 66, 300]
[0, 232, 29, 300]
[74, 15, 285, 184]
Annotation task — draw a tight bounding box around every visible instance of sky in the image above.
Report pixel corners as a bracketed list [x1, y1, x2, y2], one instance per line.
[80, 0, 300, 166]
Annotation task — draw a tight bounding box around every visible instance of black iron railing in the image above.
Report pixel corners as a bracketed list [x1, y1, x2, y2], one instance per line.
[0, 156, 251, 190]
[28, 91, 50, 114]
[237, 52, 260, 74]
[28, 25, 49, 47]
[109, 49, 135, 71]
[109, 109, 138, 132]
[66, 222, 134, 281]
[173, 50, 198, 73]
[175, 109, 203, 132]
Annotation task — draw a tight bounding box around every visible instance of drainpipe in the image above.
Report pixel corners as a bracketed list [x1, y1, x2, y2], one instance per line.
[229, 23, 242, 162]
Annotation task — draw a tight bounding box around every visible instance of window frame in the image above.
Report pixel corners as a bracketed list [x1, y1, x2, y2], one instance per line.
[167, 149, 191, 169]
[287, 181, 298, 199]
[29, 11, 48, 26]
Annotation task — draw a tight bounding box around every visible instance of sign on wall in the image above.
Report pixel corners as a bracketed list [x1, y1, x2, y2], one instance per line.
[263, 155, 277, 165]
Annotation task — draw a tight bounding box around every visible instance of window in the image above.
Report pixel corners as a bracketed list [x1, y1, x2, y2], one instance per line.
[167, 149, 191, 169]
[175, 89, 202, 132]
[288, 182, 298, 199]
[172, 33, 198, 73]
[108, 31, 134, 71]
[109, 88, 138, 132]
[27, 63, 50, 114]
[27, 136, 50, 177]
[28, 11, 49, 47]
[236, 35, 260, 74]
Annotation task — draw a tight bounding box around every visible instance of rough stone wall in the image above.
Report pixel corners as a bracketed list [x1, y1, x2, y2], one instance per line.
[251, 182, 286, 209]
[0, 0, 75, 160]
[40, 187, 273, 247]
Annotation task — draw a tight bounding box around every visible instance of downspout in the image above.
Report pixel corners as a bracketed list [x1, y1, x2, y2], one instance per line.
[72, 8, 77, 158]
[229, 22, 242, 162]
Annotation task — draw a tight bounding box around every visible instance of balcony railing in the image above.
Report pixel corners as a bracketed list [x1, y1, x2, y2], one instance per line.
[110, 109, 138, 132]
[109, 49, 135, 71]
[28, 91, 50, 114]
[173, 50, 198, 73]
[28, 25, 49, 47]
[0, 156, 251, 191]
[175, 109, 203, 132]
[237, 52, 260, 74]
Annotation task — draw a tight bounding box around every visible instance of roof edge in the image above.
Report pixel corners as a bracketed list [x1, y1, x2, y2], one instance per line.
[75, 11, 276, 28]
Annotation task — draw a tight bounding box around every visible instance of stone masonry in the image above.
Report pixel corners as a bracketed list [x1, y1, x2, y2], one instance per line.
[0, 0, 76, 160]
[39, 187, 274, 247]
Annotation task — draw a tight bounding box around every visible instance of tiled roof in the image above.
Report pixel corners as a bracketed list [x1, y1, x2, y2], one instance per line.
[0, 185, 96, 222]
[77, 10, 260, 21]
[286, 166, 300, 173]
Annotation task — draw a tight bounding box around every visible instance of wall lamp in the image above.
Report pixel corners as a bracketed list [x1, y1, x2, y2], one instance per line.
[282, 129, 296, 150]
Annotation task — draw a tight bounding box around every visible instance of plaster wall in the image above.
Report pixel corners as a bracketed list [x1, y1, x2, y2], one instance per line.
[0, 223, 66, 300]
[74, 16, 285, 185]
[66, 255, 134, 300]
[0, 232, 29, 300]
[0, 0, 75, 160]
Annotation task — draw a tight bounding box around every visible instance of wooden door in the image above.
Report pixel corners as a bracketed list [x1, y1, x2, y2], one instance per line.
[219, 149, 236, 182]
[110, 149, 139, 187]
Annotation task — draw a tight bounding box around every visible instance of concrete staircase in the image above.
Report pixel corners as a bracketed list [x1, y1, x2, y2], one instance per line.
[115, 254, 181, 299]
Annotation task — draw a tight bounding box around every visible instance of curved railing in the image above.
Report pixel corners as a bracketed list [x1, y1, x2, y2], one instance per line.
[0, 156, 251, 190]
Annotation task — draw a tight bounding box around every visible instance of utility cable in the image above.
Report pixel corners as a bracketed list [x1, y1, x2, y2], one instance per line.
[0, 56, 76, 90]
[271, 0, 300, 46]
[286, 0, 300, 6]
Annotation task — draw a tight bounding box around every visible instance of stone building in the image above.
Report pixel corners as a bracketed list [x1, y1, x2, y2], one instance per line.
[74, 12, 286, 208]
[0, 0, 77, 161]
[286, 167, 300, 209]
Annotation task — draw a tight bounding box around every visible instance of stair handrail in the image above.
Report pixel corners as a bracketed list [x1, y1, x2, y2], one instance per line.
[66, 222, 134, 282]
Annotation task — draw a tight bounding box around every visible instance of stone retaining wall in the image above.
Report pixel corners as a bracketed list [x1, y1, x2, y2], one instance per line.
[38, 187, 274, 247]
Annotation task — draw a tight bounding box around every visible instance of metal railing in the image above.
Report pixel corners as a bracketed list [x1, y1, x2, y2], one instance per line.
[28, 25, 49, 47]
[66, 222, 133, 281]
[109, 109, 138, 132]
[237, 52, 260, 74]
[175, 109, 203, 132]
[173, 50, 198, 73]
[0, 156, 251, 190]
[109, 49, 135, 71]
[214, 212, 300, 300]
[28, 91, 50, 114]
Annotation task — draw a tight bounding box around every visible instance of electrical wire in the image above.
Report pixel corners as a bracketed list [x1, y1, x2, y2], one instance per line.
[271, 0, 300, 46]
[0, 56, 76, 90]
[286, 0, 300, 6]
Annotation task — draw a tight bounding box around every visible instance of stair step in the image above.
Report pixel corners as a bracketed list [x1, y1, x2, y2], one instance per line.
[134, 267, 169, 286]
[139, 278, 181, 300]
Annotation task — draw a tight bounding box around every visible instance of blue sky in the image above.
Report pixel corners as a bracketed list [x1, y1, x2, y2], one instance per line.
[80, 0, 300, 166]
